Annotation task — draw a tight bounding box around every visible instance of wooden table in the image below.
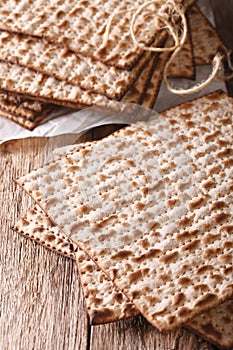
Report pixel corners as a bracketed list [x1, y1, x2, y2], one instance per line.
[1, 2, 233, 349]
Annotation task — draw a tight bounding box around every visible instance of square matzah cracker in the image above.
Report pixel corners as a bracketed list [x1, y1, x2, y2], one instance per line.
[141, 52, 169, 109]
[0, 107, 53, 130]
[16, 91, 233, 331]
[166, 20, 195, 80]
[14, 203, 233, 347]
[189, 5, 227, 65]
[13, 204, 139, 325]
[0, 53, 155, 109]
[0, 60, 110, 109]
[0, 0, 186, 68]
[0, 92, 53, 120]
[187, 299, 233, 348]
[0, 31, 153, 99]
[0, 91, 51, 113]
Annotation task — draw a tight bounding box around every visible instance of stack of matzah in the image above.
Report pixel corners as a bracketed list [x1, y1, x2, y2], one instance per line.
[13, 90, 233, 348]
[0, 0, 228, 129]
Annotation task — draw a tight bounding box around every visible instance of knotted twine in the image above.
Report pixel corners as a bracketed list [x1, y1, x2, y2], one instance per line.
[101, 0, 227, 95]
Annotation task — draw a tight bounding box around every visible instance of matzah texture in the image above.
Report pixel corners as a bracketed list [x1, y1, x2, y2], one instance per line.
[14, 204, 138, 324]
[0, 0, 185, 68]
[142, 30, 196, 110]
[141, 52, 169, 109]
[166, 24, 195, 79]
[16, 91, 233, 332]
[0, 60, 104, 109]
[14, 205, 77, 260]
[0, 107, 52, 130]
[123, 54, 158, 105]
[0, 31, 152, 99]
[187, 299, 233, 348]
[0, 92, 50, 113]
[189, 5, 227, 65]
[0, 92, 53, 119]
[0, 52, 158, 110]
[14, 204, 233, 348]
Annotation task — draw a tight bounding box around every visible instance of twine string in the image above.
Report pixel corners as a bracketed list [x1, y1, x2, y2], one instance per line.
[101, 0, 224, 95]
[164, 52, 223, 95]
[218, 50, 233, 80]
[226, 50, 233, 71]
[130, 0, 186, 53]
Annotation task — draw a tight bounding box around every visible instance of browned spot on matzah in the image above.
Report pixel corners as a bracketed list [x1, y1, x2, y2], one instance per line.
[157, 274, 170, 283]
[177, 306, 191, 318]
[203, 247, 222, 259]
[181, 239, 200, 252]
[89, 308, 115, 324]
[134, 202, 146, 211]
[144, 295, 160, 304]
[138, 238, 150, 249]
[132, 249, 161, 263]
[178, 216, 193, 228]
[204, 130, 221, 142]
[44, 233, 56, 242]
[217, 148, 232, 158]
[214, 213, 230, 224]
[159, 251, 179, 264]
[128, 268, 149, 284]
[210, 201, 226, 211]
[196, 265, 214, 274]
[194, 293, 218, 308]
[172, 292, 186, 307]
[202, 180, 215, 190]
[218, 254, 232, 264]
[222, 158, 233, 168]
[189, 197, 206, 210]
[152, 307, 167, 317]
[176, 229, 199, 241]
[111, 250, 133, 260]
[223, 241, 233, 249]
[200, 323, 222, 341]
[178, 277, 192, 287]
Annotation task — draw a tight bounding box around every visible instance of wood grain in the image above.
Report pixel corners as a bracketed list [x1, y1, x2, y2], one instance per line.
[0, 137, 89, 350]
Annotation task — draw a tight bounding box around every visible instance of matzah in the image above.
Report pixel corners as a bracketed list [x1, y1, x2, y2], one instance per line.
[0, 31, 155, 99]
[124, 53, 158, 105]
[0, 52, 157, 110]
[141, 52, 169, 109]
[142, 29, 196, 109]
[14, 202, 233, 346]
[0, 0, 186, 69]
[189, 5, 227, 65]
[166, 21, 195, 79]
[14, 204, 138, 324]
[16, 91, 233, 332]
[0, 92, 53, 120]
[187, 299, 233, 348]
[0, 91, 51, 113]
[0, 108, 52, 130]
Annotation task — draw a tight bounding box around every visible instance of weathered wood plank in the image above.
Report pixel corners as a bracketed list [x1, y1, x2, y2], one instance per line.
[89, 315, 218, 350]
[0, 137, 89, 350]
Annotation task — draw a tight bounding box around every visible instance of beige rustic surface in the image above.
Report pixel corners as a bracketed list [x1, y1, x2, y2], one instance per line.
[0, 127, 220, 350]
